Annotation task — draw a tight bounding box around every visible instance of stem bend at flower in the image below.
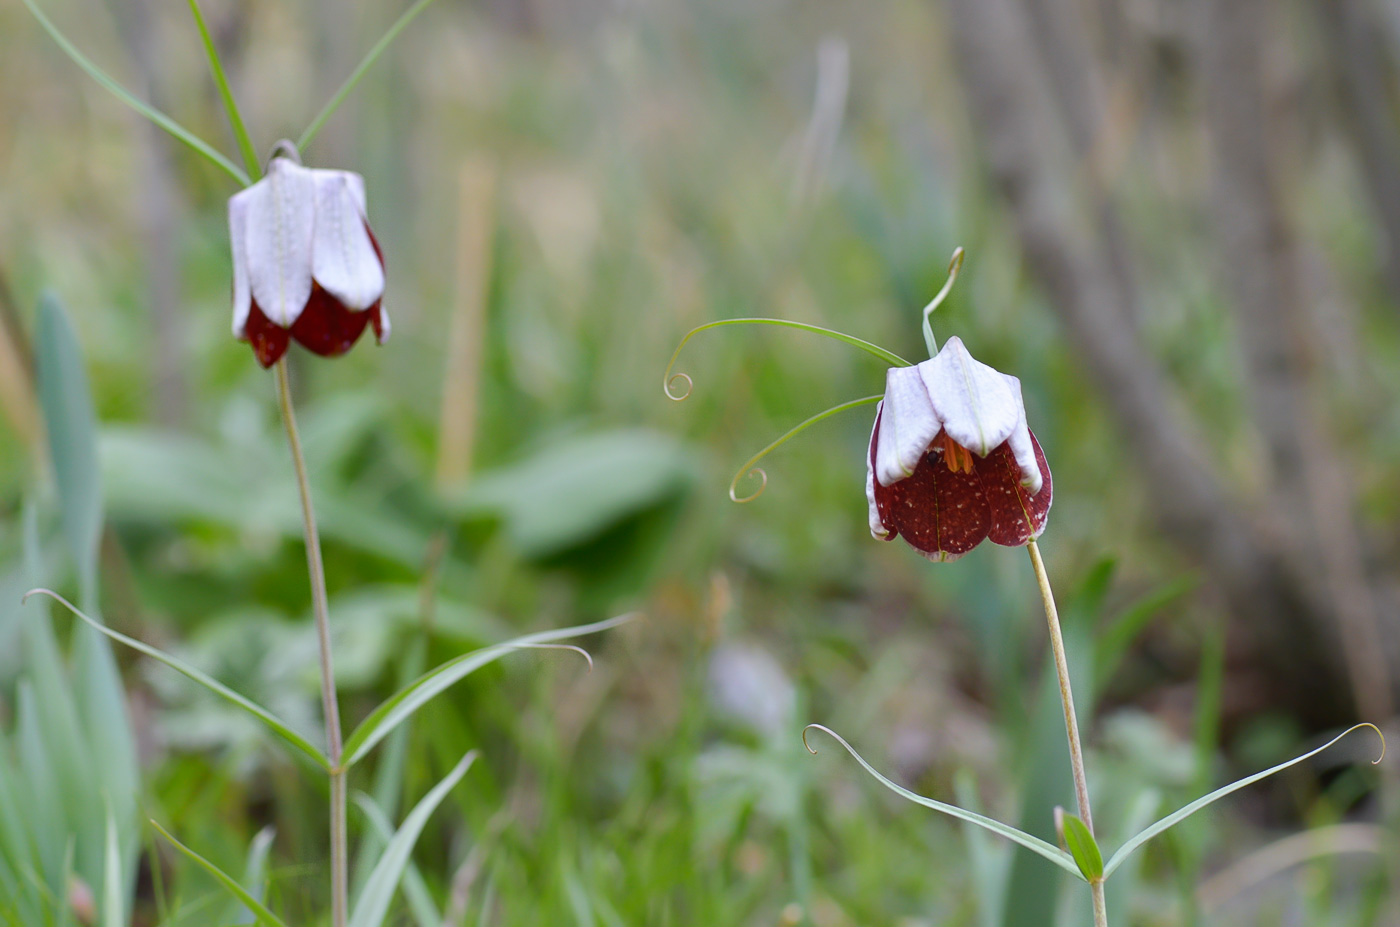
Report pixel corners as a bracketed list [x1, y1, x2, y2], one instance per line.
[663, 319, 910, 401]
[729, 395, 881, 503]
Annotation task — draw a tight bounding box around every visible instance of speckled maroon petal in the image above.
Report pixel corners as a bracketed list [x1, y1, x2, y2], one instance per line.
[290, 284, 374, 358]
[243, 299, 291, 368]
[871, 445, 992, 563]
[982, 431, 1053, 546]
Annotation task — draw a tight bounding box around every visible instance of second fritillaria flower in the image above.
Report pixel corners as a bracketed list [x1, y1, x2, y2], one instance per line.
[866, 336, 1051, 561]
[229, 151, 389, 368]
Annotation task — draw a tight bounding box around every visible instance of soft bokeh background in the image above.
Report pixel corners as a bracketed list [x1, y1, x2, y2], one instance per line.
[1, 0, 1398, 924]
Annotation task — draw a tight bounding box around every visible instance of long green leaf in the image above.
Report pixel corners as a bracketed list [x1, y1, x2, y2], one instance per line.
[35, 292, 102, 601]
[150, 822, 288, 927]
[663, 318, 911, 400]
[1102, 723, 1384, 878]
[342, 613, 634, 767]
[25, 589, 329, 770]
[186, 0, 259, 178]
[19, 0, 249, 186]
[348, 751, 477, 927]
[802, 725, 1083, 880]
[352, 795, 437, 927]
[297, 0, 438, 152]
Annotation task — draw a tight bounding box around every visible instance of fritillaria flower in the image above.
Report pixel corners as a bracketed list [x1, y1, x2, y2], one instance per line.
[866, 336, 1051, 561]
[229, 150, 389, 367]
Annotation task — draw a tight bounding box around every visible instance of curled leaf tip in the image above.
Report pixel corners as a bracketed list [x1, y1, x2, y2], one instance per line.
[517, 641, 595, 672]
[802, 723, 833, 755]
[729, 467, 768, 504]
[1356, 722, 1386, 764]
[664, 371, 693, 401]
[948, 246, 965, 275]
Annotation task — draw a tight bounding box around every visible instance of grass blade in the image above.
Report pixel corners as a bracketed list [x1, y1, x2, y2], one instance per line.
[186, 0, 260, 178]
[24, 589, 329, 771]
[297, 0, 438, 152]
[348, 751, 477, 927]
[100, 808, 122, 927]
[20, 0, 249, 186]
[150, 821, 288, 927]
[352, 794, 438, 927]
[342, 613, 633, 768]
[1102, 723, 1385, 878]
[802, 724, 1084, 880]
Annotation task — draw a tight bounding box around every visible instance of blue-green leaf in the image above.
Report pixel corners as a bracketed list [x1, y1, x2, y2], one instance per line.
[342, 613, 633, 768]
[25, 589, 329, 771]
[150, 821, 288, 927]
[1102, 723, 1384, 878]
[803, 725, 1084, 880]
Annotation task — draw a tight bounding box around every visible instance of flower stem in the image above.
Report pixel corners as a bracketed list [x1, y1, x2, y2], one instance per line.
[1027, 539, 1107, 927]
[275, 359, 347, 927]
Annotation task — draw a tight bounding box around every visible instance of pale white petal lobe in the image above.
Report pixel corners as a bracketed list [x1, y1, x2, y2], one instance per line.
[228, 190, 252, 338]
[876, 364, 941, 486]
[244, 159, 315, 326]
[920, 336, 1019, 456]
[311, 172, 384, 311]
[1001, 374, 1042, 493]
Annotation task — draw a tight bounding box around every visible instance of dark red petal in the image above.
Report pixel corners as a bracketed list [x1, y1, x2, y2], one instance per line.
[871, 436, 992, 562]
[290, 284, 374, 358]
[243, 299, 291, 368]
[982, 431, 1053, 547]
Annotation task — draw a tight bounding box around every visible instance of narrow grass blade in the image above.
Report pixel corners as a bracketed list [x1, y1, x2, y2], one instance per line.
[150, 821, 288, 927]
[348, 751, 477, 927]
[1057, 811, 1103, 881]
[1103, 723, 1385, 878]
[186, 0, 259, 178]
[297, 0, 437, 152]
[101, 808, 122, 927]
[802, 725, 1083, 880]
[24, 589, 329, 771]
[352, 794, 438, 927]
[20, 0, 249, 186]
[342, 613, 633, 768]
[663, 318, 911, 401]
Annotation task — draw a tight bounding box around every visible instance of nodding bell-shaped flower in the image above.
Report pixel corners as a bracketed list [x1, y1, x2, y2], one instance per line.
[866, 336, 1052, 562]
[229, 148, 389, 368]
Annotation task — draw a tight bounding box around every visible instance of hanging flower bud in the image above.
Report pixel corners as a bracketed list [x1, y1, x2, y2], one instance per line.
[229, 148, 389, 367]
[866, 336, 1051, 561]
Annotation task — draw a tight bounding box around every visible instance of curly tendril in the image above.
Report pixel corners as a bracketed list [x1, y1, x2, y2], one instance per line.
[922, 246, 965, 357]
[663, 319, 910, 402]
[728, 395, 882, 503]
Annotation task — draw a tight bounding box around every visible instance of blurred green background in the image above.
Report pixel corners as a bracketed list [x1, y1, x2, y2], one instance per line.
[1, 0, 1397, 923]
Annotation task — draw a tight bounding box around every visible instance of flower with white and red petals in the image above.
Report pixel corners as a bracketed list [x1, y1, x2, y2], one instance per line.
[866, 336, 1051, 561]
[229, 149, 389, 367]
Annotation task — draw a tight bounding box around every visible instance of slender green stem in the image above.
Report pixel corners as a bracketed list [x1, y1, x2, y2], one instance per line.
[1027, 539, 1107, 927]
[297, 0, 438, 153]
[186, 0, 260, 180]
[274, 359, 347, 927]
[21, 0, 249, 186]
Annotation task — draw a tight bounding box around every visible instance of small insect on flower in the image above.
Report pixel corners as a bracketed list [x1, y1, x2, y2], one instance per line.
[867, 336, 1051, 561]
[229, 145, 389, 367]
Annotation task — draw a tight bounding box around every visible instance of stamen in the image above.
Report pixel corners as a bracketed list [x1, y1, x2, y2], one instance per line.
[934, 432, 976, 474]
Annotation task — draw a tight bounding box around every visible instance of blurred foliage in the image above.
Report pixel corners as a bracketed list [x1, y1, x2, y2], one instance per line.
[0, 0, 1395, 924]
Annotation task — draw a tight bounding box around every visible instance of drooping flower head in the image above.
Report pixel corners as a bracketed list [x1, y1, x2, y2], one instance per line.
[665, 247, 1051, 562]
[229, 145, 389, 367]
[866, 336, 1051, 561]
